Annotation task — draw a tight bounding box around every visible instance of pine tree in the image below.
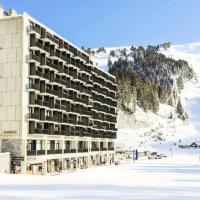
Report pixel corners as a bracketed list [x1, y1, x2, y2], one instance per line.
[176, 98, 185, 120]
[110, 50, 116, 57]
[177, 76, 184, 91]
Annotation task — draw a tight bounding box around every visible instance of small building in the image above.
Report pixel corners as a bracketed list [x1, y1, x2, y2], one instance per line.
[178, 142, 200, 149]
[0, 152, 10, 173]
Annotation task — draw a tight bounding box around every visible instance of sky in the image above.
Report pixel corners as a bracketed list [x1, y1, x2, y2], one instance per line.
[1, 0, 200, 48]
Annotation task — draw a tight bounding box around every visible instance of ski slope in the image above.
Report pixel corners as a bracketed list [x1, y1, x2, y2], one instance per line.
[162, 43, 200, 133]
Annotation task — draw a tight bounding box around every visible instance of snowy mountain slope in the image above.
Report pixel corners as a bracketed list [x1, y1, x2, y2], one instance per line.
[92, 43, 200, 155]
[161, 43, 200, 141]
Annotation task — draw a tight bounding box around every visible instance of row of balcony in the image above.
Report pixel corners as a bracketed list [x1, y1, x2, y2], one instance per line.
[27, 147, 114, 156]
[29, 24, 116, 88]
[93, 104, 116, 115]
[28, 83, 91, 100]
[93, 86, 116, 100]
[28, 49, 91, 75]
[30, 128, 116, 139]
[92, 113, 117, 123]
[93, 123, 117, 132]
[29, 68, 91, 92]
[92, 94, 117, 108]
[31, 98, 91, 115]
[29, 24, 90, 63]
[93, 67, 116, 85]
[28, 113, 89, 126]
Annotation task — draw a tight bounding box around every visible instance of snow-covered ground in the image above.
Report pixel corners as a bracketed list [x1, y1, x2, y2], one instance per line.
[0, 161, 200, 200]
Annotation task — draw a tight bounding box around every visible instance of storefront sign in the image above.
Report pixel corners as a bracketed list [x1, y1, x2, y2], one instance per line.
[3, 131, 17, 136]
[12, 157, 24, 161]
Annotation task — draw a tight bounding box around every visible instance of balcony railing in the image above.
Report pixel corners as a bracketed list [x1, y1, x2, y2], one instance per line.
[33, 129, 49, 134]
[27, 54, 40, 63]
[28, 24, 41, 34]
[27, 83, 40, 91]
[54, 130, 66, 135]
[46, 60, 59, 71]
[27, 150, 45, 156]
[64, 149, 76, 153]
[47, 149, 61, 154]
[91, 147, 99, 152]
[78, 148, 88, 153]
[35, 99, 50, 107]
[30, 39, 50, 54]
[46, 32, 59, 45]
[46, 88, 59, 96]
[100, 148, 108, 151]
[27, 113, 40, 120]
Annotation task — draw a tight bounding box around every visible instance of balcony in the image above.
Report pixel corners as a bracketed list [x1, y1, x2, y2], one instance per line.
[30, 39, 50, 54]
[64, 149, 76, 153]
[33, 129, 49, 134]
[41, 31, 59, 46]
[55, 103, 61, 109]
[27, 113, 40, 120]
[70, 149, 76, 153]
[35, 99, 50, 107]
[62, 117, 69, 123]
[83, 87, 91, 95]
[78, 148, 88, 153]
[91, 147, 99, 152]
[78, 121, 89, 126]
[46, 88, 59, 96]
[45, 115, 54, 121]
[27, 83, 40, 91]
[27, 54, 40, 63]
[68, 119, 77, 125]
[46, 60, 59, 71]
[54, 130, 66, 135]
[47, 149, 62, 154]
[61, 105, 70, 112]
[108, 147, 115, 151]
[30, 67, 50, 81]
[28, 24, 40, 35]
[58, 92, 68, 100]
[55, 77, 66, 86]
[61, 55, 71, 63]
[27, 150, 46, 156]
[64, 149, 70, 153]
[76, 97, 89, 105]
[100, 148, 108, 151]
[58, 67, 69, 76]
[27, 150, 36, 156]
[69, 71, 77, 79]
[110, 132, 117, 139]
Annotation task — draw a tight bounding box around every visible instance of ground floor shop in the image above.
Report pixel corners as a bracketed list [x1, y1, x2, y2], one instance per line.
[23, 152, 115, 175]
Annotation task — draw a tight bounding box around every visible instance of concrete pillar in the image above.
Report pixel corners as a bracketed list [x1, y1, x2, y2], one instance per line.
[42, 161, 47, 175]
[86, 155, 90, 167]
[44, 139, 47, 155]
[21, 161, 26, 174]
[0, 4, 4, 17]
[62, 158, 65, 171]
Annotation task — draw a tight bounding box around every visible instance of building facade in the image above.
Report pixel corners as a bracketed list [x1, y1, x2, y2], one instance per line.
[0, 7, 117, 174]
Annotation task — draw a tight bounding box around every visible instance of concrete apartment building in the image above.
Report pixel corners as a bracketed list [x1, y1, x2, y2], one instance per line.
[0, 5, 117, 174]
